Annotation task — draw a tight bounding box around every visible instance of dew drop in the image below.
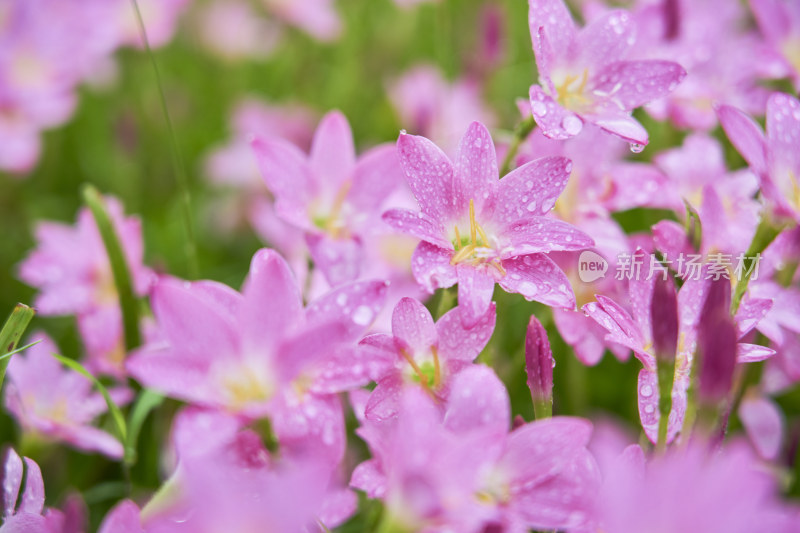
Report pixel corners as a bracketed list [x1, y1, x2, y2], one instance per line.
[562, 116, 582, 135]
[629, 143, 645, 153]
[640, 384, 653, 397]
[352, 305, 373, 326]
[532, 101, 548, 117]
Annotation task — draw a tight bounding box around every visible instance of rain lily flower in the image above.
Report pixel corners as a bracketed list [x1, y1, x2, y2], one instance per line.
[352, 365, 599, 532]
[739, 391, 785, 461]
[718, 92, 800, 224]
[128, 248, 387, 462]
[388, 64, 496, 155]
[126, 408, 348, 533]
[584, 250, 774, 443]
[5, 334, 132, 459]
[594, 440, 800, 532]
[383, 121, 594, 326]
[18, 197, 153, 377]
[528, 0, 687, 145]
[195, 0, 283, 62]
[252, 110, 406, 286]
[359, 297, 496, 421]
[629, 0, 771, 130]
[749, 0, 800, 90]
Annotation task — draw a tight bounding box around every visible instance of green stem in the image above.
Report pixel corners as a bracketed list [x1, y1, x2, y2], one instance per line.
[499, 116, 536, 177]
[130, 0, 199, 279]
[433, 286, 457, 320]
[83, 185, 142, 351]
[731, 215, 786, 314]
[0, 304, 36, 388]
[656, 358, 675, 453]
[532, 397, 553, 420]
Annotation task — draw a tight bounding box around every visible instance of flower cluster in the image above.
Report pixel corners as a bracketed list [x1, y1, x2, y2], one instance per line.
[3, 0, 800, 531]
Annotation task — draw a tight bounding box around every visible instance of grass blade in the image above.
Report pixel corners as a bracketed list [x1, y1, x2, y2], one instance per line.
[51, 354, 127, 443]
[82, 185, 142, 351]
[0, 304, 36, 387]
[124, 389, 164, 466]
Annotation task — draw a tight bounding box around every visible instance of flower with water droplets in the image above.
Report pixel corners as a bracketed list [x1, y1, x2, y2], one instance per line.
[383, 121, 594, 327]
[527, 0, 686, 145]
[359, 297, 496, 421]
[718, 92, 800, 224]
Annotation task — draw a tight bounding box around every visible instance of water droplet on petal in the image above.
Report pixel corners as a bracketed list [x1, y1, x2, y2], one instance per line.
[532, 101, 548, 117]
[562, 116, 582, 135]
[352, 305, 373, 326]
[640, 384, 653, 397]
[630, 143, 645, 153]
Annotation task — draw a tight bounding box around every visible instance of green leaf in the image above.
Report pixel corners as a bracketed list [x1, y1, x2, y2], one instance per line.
[124, 388, 164, 466]
[50, 353, 127, 443]
[82, 184, 141, 351]
[682, 199, 703, 252]
[0, 304, 36, 388]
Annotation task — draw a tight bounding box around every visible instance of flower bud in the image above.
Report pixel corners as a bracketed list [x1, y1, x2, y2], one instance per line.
[650, 275, 679, 362]
[525, 315, 554, 419]
[697, 277, 737, 406]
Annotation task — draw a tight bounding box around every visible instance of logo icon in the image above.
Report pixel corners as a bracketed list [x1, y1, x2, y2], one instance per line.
[577, 251, 608, 283]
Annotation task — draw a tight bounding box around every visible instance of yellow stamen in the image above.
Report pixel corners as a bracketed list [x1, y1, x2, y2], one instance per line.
[453, 225, 462, 250]
[491, 261, 506, 277]
[400, 347, 433, 393]
[431, 345, 441, 388]
[321, 180, 353, 238]
[469, 199, 477, 244]
[451, 243, 477, 264]
[477, 224, 489, 247]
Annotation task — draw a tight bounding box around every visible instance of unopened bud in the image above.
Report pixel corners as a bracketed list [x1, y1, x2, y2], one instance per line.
[697, 277, 737, 406]
[525, 315, 554, 419]
[651, 275, 679, 362]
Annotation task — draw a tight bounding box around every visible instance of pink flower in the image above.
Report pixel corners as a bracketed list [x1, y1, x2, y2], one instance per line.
[388, 64, 496, 155]
[252, 111, 406, 286]
[128, 249, 387, 461]
[359, 297, 496, 421]
[595, 440, 799, 532]
[749, 0, 800, 90]
[718, 92, 800, 224]
[383, 121, 593, 326]
[5, 334, 131, 459]
[528, 0, 686, 145]
[18, 197, 153, 376]
[351, 365, 599, 532]
[583, 250, 774, 444]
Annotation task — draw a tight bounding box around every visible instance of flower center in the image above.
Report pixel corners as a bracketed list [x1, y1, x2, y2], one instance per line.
[551, 68, 591, 111]
[450, 199, 506, 276]
[218, 359, 275, 411]
[312, 180, 352, 239]
[399, 345, 441, 393]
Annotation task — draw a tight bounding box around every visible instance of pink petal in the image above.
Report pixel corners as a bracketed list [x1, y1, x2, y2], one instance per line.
[309, 111, 356, 190]
[348, 144, 404, 213]
[305, 233, 363, 286]
[311, 346, 389, 393]
[592, 60, 687, 110]
[529, 0, 576, 57]
[54, 424, 125, 459]
[576, 10, 635, 70]
[397, 131, 456, 224]
[498, 254, 575, 310]
[454, 121, 498, 213]
[736, 297, 774, 338]
[717, 104, 767, 174]
[350, 459, 386, 498]
[456, 264, 496, 327]
[364, 374, 404, 422]
[382, 209, 450, 248]
[251, 136, 315, 229]
[18, 459, 44, 515]
[126, 352, 214, 407]
[98, 501, 144, 533]
[492, 156, 573, 224]
[501, 417, 593, 486]
[501, 217, 594, 257]
[591, 114, 648, 145]
[637, 368, 687, 445]
[411, 242, 458, 294]
[737, 343, 776, 363]
[150, 279, 240, 361]
[318, 488, 358, 529]
[306, 279, 389, 338]
[275, 321, 349, 382]
[444, 365, 509, 436]
[241, 249, 303, 351]
[766, 93, 800, 186]
[391, 298, 437, 353]
[739, 394, 784, 461]
[2, 449, 23, 517]
[436, 303, 496, 362]
[529, 86, 584, 140]
[270, 392, 345, 465]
